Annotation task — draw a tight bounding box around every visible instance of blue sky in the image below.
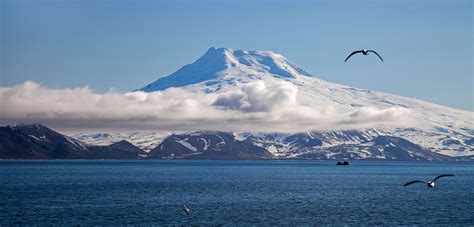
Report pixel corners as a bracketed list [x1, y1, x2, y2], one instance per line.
[1, 0, 472, 111]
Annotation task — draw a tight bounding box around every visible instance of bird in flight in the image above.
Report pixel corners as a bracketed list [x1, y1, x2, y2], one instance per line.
[344, 49, 384, 62]
[403, 174, 455, 188]
[182, 203, 191, 215]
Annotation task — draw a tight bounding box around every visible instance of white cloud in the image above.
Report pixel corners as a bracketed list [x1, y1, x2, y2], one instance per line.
[0, 81, 412, 132]
[342, 106, 412, 125]
[213, 80, 297, 112]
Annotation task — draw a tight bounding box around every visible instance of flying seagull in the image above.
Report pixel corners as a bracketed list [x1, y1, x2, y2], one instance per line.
[344, 49, 384, 62]
[403, 174, 455, 188]
[182, 203, 190, 215]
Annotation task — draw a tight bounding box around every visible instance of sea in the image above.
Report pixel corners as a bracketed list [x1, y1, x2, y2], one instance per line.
[0, 160, 473, 225]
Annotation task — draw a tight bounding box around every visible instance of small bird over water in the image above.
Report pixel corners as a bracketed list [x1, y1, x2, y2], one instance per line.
[344, 49, 384, 62]
[403, 174, 455, 188]
[182, 203, 190, 215]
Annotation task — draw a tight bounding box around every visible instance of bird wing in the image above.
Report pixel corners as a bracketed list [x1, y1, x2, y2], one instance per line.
[368, 50, 384, 62]
[182, 204, 190, 215]
[183, 207, 190, 215]
[433, 174, 455, 182]
[344, 50, 363, 62]
[403, 180, 426, 186]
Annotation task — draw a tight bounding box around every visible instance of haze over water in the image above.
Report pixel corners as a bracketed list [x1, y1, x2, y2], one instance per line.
[1, 160, 472, 225]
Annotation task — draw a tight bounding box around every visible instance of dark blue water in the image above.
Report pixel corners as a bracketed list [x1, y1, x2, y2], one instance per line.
[0, 160, 473, 225]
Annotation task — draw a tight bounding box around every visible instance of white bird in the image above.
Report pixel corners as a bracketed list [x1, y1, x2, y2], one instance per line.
[344, 49, 384, 62]
[182, 203, 190, 215]
[403, 174, 455, 188]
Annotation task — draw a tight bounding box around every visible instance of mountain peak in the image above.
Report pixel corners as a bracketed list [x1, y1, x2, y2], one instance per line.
[205, 47, 231, 54]
[138, 47, 312, 92]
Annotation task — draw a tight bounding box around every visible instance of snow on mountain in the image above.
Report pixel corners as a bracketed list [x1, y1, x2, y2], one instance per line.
[5, 123, 463, 161]
[71, 131, 170, 152]
[147, 131, 273, 159]
[71, 47, 473, 157]
[142, 130, 453, 161]
[138, 47, 311, 92]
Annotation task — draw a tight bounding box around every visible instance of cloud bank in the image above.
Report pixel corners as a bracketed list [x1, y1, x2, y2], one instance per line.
[0, 81, 412, 132]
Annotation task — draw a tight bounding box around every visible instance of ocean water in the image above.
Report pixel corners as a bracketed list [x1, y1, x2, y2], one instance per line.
[0, 160, 473, 225]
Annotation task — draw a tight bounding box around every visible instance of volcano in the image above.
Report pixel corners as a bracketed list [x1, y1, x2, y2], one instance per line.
[71, 47, 473, 159]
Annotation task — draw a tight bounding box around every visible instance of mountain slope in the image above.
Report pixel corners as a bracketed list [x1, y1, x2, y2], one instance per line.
[148, 131, 273, 159]
[144, 131, 455, 161]
[0, 124, 89, 159]
[138, 47, 311, 92]
[4, 124, 470, 161]
[0, 124, 147, 159]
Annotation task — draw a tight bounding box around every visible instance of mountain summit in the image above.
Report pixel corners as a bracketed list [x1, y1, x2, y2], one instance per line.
[139, 47, 311, 92]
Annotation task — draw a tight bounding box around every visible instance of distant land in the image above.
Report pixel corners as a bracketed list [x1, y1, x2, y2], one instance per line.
[1, 124, 472, 161]
[1, 48, 472, 161]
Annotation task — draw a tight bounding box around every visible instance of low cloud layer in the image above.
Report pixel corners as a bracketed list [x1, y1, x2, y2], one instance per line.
[0, 81, 412, 132]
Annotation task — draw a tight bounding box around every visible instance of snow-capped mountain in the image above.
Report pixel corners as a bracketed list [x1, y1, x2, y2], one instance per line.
[4, 124, 467, 161]
[71, 131, 170, 152]
[146, 131, 452, 161]
[148, 131, 273, 159]
[73, 47, 473, 159]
